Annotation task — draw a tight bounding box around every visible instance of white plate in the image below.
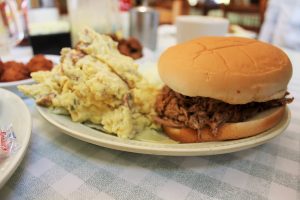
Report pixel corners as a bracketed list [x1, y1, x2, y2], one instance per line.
[36, 106, 290, 156]
[0, 89, 31, 188]
[135, 48, 156, 64]
[0, 55, 60, 97]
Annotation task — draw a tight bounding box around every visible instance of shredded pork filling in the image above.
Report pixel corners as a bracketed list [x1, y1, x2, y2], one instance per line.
[155, 86, 293, 135]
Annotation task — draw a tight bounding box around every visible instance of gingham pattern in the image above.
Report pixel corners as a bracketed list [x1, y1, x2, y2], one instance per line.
[0, 51, 299, 200]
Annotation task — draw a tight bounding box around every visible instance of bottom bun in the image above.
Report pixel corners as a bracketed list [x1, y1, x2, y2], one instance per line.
[163, 106, 286, 143]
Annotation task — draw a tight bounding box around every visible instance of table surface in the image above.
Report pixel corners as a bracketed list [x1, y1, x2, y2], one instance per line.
[0, 26, 299, 200]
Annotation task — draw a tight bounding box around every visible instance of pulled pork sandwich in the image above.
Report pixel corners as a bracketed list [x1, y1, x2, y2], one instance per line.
[155, 37, 293, 143]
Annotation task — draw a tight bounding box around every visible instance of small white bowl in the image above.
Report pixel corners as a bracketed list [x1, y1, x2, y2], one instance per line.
[175, 15, 229, 43]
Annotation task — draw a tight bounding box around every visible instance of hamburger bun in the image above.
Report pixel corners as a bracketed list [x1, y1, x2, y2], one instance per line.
[163, 106, 286, 143]
[156, 37, 293, 143]
[158, 37, 292, 104]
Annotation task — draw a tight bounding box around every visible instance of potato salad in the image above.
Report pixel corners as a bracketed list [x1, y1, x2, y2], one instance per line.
[19, 28, 160, 139]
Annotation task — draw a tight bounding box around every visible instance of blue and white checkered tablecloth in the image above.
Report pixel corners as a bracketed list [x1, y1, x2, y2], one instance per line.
[0, 49, 299, 200]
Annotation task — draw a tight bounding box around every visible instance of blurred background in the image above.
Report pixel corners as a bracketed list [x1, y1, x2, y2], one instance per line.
[9, 0, 300, 55]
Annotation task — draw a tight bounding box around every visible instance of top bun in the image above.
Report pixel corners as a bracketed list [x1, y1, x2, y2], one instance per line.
[158, 37, 292, 104]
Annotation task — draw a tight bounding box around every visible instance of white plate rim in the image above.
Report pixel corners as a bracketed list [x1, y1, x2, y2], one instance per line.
[0, 88, 32, 188]
[0, 78, 34, 88]
[36, 106, 290, 156]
